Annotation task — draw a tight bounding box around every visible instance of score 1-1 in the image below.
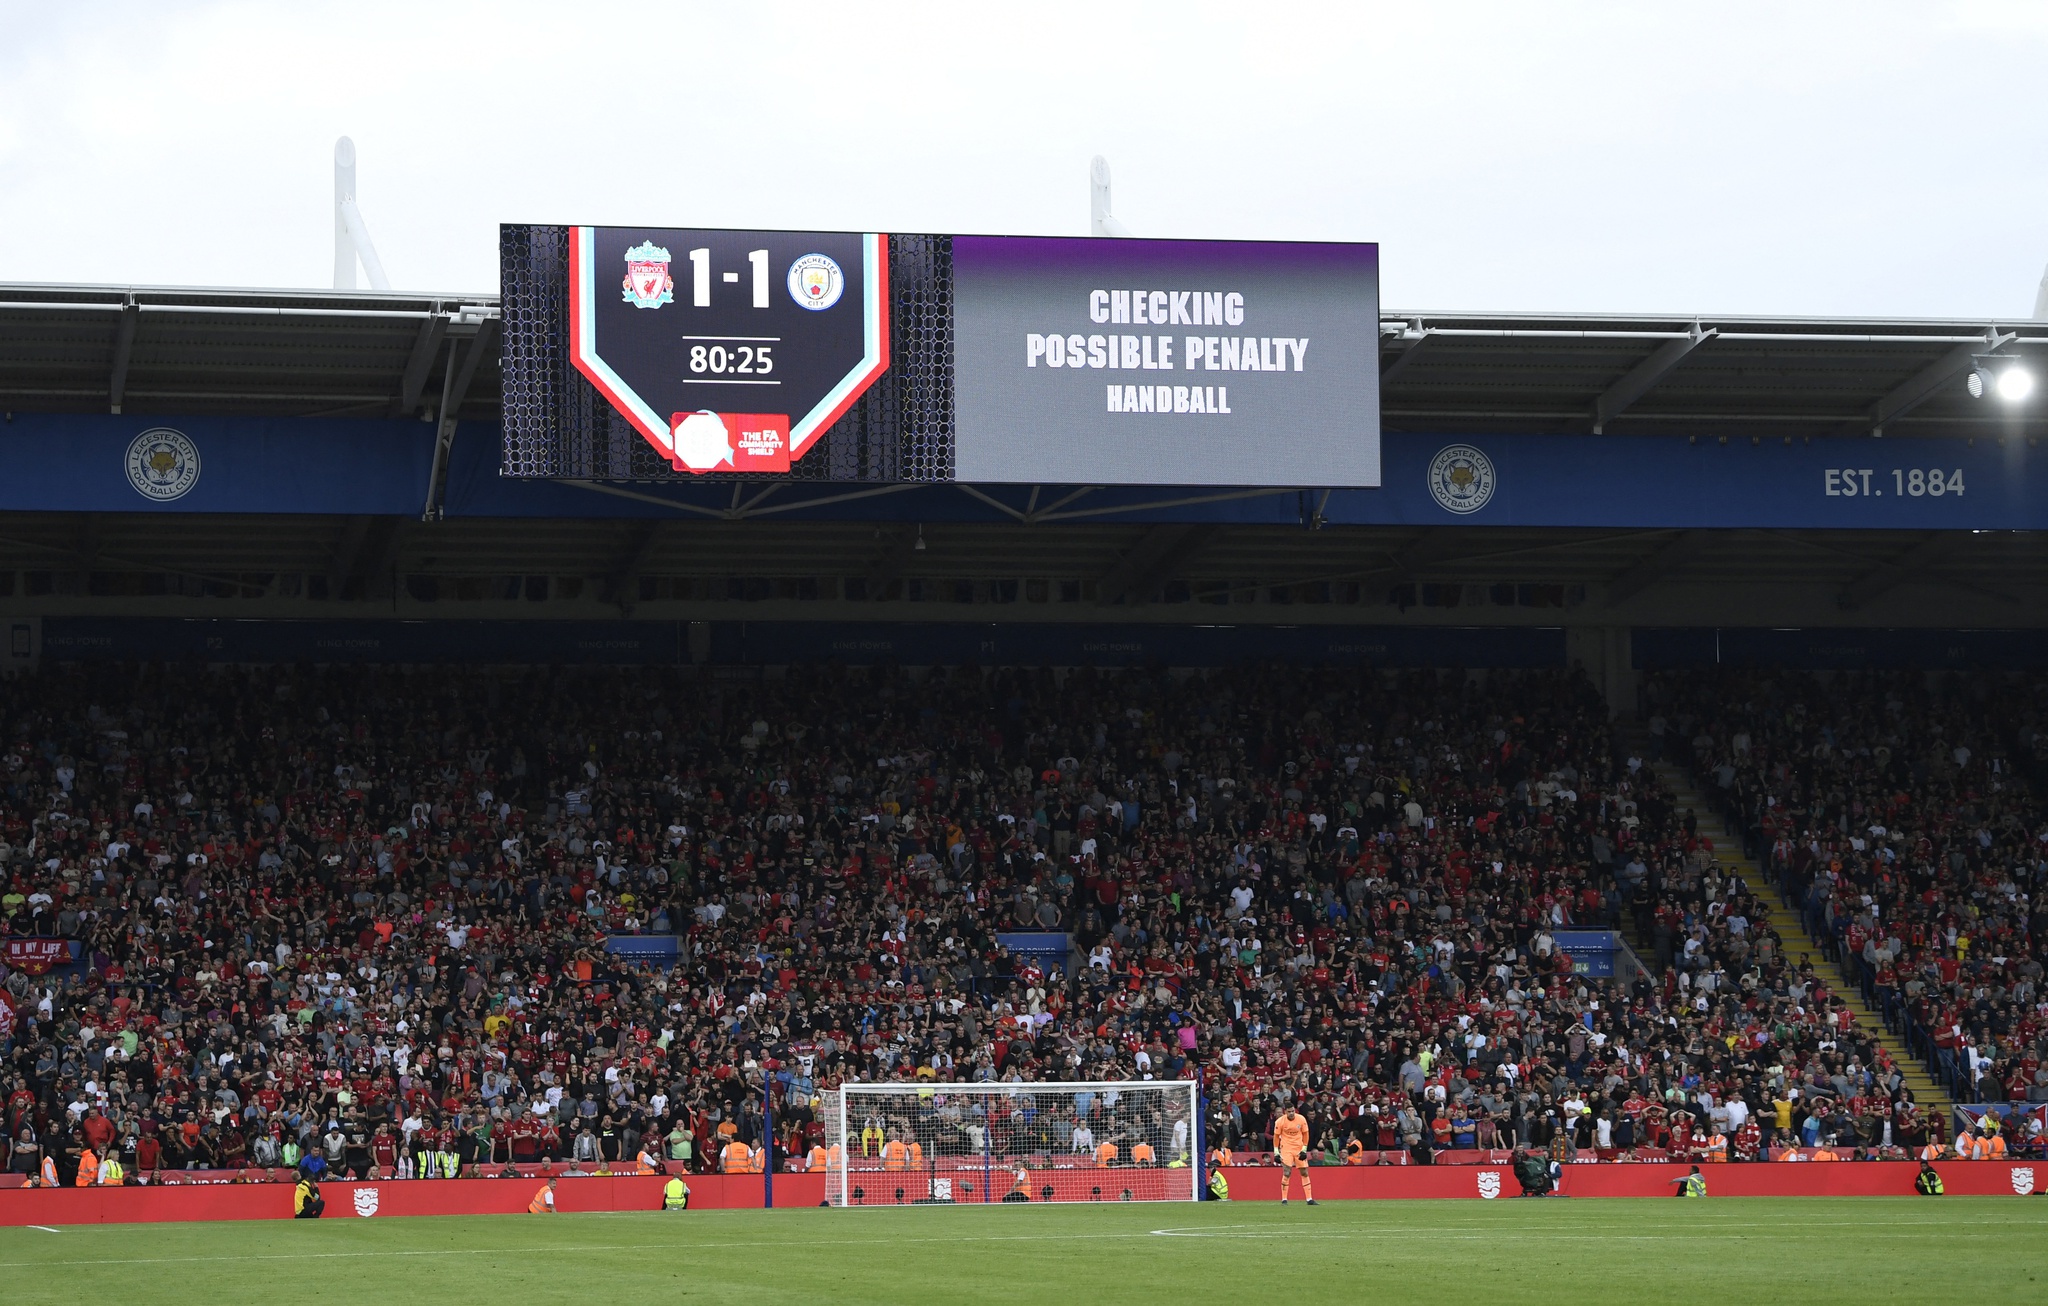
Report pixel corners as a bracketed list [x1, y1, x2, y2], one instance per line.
[686, 249, 769, 308]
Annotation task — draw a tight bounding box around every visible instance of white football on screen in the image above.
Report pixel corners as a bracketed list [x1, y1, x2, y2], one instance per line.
[673, 411, 732, 471]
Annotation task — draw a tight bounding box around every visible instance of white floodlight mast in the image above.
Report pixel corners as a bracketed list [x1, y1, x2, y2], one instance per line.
[1090, 155, 1132, 238]
[333, 137, 392, 292]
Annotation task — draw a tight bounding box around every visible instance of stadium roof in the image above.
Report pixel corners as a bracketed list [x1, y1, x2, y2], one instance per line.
[0, 282, 499, 421]
[1, 282, 2044, 440]
[0, 285, 2040, 623]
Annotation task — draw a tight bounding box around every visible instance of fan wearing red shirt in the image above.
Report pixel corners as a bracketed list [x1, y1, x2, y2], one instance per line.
[509, 1116, 539, 1163]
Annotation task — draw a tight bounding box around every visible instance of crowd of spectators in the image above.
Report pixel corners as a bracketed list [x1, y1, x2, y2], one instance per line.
[1647, 669, 2048, 1116]
[0, 659, 2035, 1190]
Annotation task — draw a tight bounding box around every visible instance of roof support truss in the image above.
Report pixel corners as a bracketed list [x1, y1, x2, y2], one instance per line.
[607, 520, 668, 613]
[392, 311, 448, 418]
[420, 319, 499, 520]
[1836, 531, 1965, 610]
[107, 299, 139, 415]
[1591, 322, 1714, 433]
[862, 527, 924, 597]
[1097, 523, 1216, 606]
[1603, 529, 1714, 607]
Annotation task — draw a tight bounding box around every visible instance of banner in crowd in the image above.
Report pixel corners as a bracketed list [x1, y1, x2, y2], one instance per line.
[2, 938, 68, 975]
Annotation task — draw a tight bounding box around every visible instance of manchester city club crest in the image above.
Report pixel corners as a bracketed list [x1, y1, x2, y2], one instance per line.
[124, 427, 202, 502]
[621, 241, 674, 309]
[1427, 443, 1495, 515]
[786, 252, 844, 311]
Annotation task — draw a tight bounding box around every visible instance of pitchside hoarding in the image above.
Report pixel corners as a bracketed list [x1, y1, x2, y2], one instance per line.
[501, 225, 1381, 486]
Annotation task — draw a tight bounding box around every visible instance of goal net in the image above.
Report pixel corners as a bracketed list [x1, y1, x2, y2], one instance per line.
[828, 1080, 1199, 1206]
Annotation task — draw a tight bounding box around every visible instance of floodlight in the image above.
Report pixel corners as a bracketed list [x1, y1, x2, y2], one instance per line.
[1966, 358, 2034, 402]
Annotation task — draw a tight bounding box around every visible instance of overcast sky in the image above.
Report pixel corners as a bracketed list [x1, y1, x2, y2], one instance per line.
[2, 1, 2044, 318]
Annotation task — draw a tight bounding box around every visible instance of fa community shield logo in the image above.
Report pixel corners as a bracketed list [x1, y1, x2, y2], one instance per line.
[2012, 1166, 2035, 1195]
[786, 253, 844, 311]
[125, 428, 201, 502]
[352, 1187, 381, 1217]
[621, 241, 674, 309]
[1428, 443, 1495, 515]
[1476, 1171, 1502, 1199]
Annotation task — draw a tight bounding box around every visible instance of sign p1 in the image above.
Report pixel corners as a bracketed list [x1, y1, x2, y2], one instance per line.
[668, 412, 791, 474]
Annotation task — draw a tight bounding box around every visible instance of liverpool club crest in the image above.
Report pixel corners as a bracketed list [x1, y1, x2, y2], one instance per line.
[622, 241, 674, 309]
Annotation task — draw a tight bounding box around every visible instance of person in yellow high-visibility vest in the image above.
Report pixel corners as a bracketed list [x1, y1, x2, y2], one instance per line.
[1206, 1168, 1230, 1200]
[662, 1175, 691, 1210]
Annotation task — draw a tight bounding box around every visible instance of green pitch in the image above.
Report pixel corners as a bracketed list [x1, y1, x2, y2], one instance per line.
[1, 1198, 2040, 1304]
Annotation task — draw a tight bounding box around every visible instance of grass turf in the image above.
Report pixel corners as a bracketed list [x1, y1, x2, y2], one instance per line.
[0, 1197, 2041, 1304]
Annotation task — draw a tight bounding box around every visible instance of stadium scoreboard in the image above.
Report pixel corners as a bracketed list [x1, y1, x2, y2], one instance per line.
[501, 224, 1379, 486]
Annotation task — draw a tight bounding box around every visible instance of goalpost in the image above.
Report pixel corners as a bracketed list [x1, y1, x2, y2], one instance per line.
[828, 1080, 1201, 1206]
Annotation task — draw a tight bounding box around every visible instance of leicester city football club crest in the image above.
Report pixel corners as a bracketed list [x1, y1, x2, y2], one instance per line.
[621, 241, 674, 309]
[786, 252, 844, 311]
[1427, 443, 1495, 515]
[125, 427, 201, 502]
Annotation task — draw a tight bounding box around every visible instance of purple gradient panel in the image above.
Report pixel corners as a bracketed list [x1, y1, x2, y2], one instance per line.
[951, 235, 1377, 277]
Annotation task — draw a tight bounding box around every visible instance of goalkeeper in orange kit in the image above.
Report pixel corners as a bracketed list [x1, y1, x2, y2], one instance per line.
[1273, 1106, 1317, 1205]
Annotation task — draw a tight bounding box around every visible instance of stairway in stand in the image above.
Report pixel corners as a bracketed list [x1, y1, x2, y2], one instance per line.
[1635, 747, 1954, 1121]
